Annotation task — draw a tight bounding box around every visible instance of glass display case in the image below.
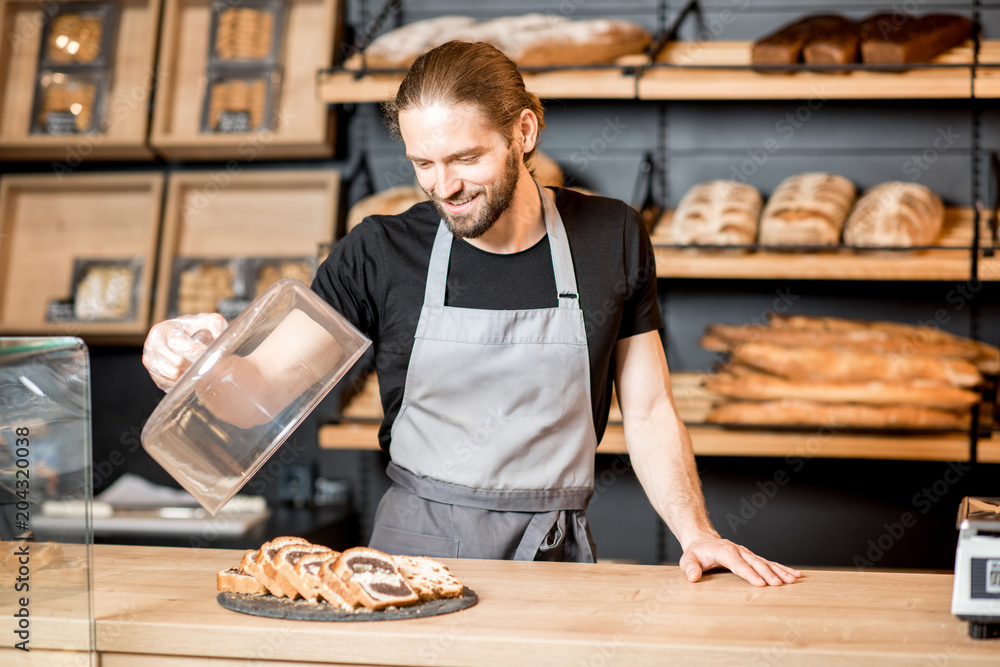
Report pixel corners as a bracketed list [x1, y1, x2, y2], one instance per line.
[0, 338, 94, 662]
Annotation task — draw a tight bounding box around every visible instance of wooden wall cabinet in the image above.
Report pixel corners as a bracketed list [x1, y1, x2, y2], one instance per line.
[151, 0, 340, 160]
[153, 168, 340, 322]
[0, 0, 161, 160]
[0, 172, 164, 337]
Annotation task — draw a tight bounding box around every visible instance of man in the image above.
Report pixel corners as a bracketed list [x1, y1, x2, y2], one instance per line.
[144, 41, 799, 586]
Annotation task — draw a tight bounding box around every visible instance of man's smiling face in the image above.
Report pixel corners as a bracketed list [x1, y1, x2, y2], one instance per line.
[400, 102, 521, 239]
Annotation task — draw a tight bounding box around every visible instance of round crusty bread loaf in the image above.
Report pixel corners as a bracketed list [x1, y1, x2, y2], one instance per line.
[759, 172, 856, 246]
[526, 150, 564, 188]
[843, 181, 944, 248]
[346, 185, 427, 232]
[671, 180, 762, 246]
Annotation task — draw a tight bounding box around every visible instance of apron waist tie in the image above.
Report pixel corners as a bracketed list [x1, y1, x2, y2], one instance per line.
[387, 462, 593, 513]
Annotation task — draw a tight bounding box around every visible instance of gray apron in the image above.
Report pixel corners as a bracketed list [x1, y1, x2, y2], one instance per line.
[369, 182, 599, 562]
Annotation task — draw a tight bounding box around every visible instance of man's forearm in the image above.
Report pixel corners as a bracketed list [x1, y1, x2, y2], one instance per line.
[622, 395, 720, 550]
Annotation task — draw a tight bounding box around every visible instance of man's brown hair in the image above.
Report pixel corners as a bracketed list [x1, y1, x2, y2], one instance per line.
[383, 41, 546, 163]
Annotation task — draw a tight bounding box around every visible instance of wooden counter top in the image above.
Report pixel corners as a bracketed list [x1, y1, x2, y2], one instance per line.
[5, 544, 998, 666]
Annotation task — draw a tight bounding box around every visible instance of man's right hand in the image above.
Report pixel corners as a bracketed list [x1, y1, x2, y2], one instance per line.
[142, 313, 227, 391]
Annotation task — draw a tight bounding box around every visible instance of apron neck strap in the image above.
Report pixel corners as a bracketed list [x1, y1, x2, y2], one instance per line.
[424, 180, 580, 309]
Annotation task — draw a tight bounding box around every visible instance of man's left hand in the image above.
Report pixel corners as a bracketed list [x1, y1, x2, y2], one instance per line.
[680, 537, 802, 586]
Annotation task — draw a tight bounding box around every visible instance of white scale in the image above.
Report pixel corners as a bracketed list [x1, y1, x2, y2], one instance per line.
[951, 497, 1000, 639]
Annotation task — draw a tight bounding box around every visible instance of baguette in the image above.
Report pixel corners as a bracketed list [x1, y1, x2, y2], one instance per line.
[706, 400, 969, 429]
[343, 14, 650, 70]
[767, 314, 1000, 373]
[703, 372, 980, 409]
[704, 322, 983, 360]
[326, 547, 419, 610]
[731, 341, 982, 387]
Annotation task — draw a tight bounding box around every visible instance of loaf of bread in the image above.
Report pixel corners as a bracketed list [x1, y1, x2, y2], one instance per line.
[843, 181, 944, 248]
[526, 150, 564, 188]
[730, 341, 982, 387]
[392, 555, 464, 601]
[860, 13, 973, 65]
[703, 372, 980, 410]
[758, 173, 855, 246]
[802, 18, 861, 66]
[346, 186, 426, 233]
[706, 400, 969, 430]
[343, 14, 650, 70]
[452, 15, 651, 67]
[670, 180, 762, 246]
[752, 15, 857, 67]
[344, 15, 476, 69]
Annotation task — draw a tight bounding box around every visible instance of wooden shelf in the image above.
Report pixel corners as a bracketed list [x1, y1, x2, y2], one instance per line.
[0, 0, 161, 160]
[318, 422, 973, 461]
[321, 372, 976, 462]
[639, 41, 973, 100]
[972, 40, 1000, 97]
[651, 207, 979, 281]
[150, 0, 339, 160]
[978, 439, 1000, 464]
[0, 172, 163, 336]
[318, 57, 642, 104]
[318, 41, 983, 103]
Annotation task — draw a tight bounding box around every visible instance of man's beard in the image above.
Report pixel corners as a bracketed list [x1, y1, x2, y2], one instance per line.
[427, 149, 521, 239]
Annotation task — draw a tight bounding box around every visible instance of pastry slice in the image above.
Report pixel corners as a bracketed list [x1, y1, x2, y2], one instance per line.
[392, 555, 464, 601]
[269, 544, 336, 602]
[325, 547, 419, 610]
[217, 567, 268, 595]
[292, 552, 356, 609]
[245, 536, 311, 597]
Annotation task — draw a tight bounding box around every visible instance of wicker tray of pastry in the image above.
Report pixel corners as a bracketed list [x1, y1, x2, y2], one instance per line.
[167, 256, 315, 318]
[38, 2, 118, 70]
[207, 0, 285, 66]
[217, 538, 477, 622]
[31, 70, 109, 135]
[30, 2, 118, 136]
[200, 68, 281, 134]
[70, 257, 143, 321]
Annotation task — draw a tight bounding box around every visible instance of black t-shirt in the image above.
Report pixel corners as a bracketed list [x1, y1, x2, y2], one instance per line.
[312, 187, 662, 453]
